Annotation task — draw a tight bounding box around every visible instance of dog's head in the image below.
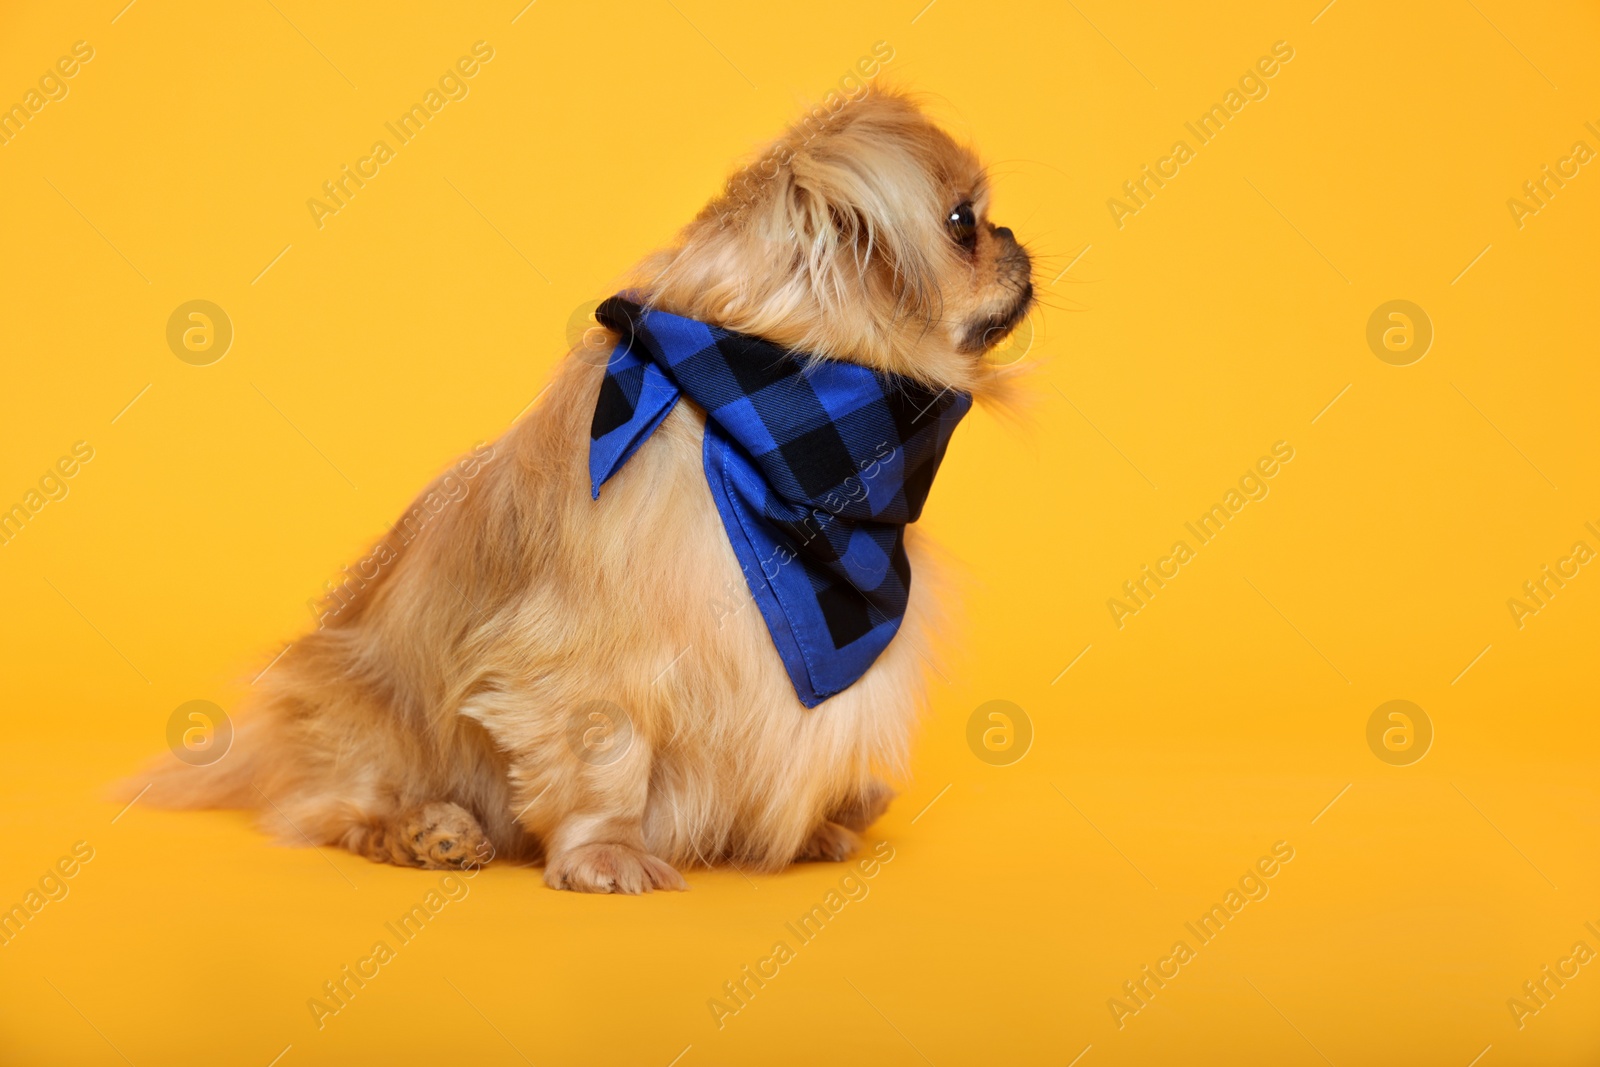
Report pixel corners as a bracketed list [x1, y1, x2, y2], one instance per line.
[635, 89, 1033, 394]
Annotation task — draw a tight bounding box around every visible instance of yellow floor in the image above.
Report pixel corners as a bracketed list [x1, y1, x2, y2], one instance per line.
[3, 1, 1598, 1063]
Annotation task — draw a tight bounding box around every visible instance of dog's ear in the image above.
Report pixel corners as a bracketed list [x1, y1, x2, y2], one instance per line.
[768, 94, 947, 324]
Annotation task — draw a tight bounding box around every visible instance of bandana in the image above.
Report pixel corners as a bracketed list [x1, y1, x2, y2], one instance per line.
[588, 297, 972, 708]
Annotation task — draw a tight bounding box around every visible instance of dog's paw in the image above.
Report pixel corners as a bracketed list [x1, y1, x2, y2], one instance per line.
[796, 821, 861, 863]
[402, 802, 493, 870]
[544, 842, 687, 894]
[829, 780, 896, 833]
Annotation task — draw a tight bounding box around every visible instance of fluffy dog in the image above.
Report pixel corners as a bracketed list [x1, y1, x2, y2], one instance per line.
[131, 89, 1033, 892]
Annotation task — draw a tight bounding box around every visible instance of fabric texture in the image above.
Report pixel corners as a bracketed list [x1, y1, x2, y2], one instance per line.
[588, 296, 972, 708]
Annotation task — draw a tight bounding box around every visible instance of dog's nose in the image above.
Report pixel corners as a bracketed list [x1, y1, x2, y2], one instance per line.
[992, 225, 1014, 241]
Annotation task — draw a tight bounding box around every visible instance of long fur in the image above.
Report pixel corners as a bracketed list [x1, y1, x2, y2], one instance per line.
[121, 87, 1034, 893]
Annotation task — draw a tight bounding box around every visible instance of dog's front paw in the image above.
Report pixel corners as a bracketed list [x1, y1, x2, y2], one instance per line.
[402, 802, 493, 869]
[795, 821, 861, 863]
[544, 842, 687, 894]
[829, 780, 896, 833]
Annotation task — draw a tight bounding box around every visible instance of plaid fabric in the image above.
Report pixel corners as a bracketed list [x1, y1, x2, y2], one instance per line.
[589, 296, 972, 708]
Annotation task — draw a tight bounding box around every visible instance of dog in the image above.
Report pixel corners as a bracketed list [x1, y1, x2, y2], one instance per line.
[129, 88, 1033, 893]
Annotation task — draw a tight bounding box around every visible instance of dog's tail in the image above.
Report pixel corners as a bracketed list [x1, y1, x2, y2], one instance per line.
[108, 719, 265, 813]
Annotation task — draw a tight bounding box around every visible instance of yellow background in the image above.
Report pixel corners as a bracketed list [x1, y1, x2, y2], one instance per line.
[2, 0, 1597, 1063]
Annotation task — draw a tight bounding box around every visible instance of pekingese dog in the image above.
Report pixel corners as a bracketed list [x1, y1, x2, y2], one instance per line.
[132, 88, 1033, 892]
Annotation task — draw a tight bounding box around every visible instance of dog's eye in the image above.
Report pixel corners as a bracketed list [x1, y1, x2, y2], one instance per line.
[946, 202, 977, 248]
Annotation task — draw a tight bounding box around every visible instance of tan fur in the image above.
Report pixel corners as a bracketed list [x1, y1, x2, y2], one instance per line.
[122, 88, 1033, 893]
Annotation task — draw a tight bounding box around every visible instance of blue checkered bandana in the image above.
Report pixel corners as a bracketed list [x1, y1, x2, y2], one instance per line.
[588, 297, 972, 708]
